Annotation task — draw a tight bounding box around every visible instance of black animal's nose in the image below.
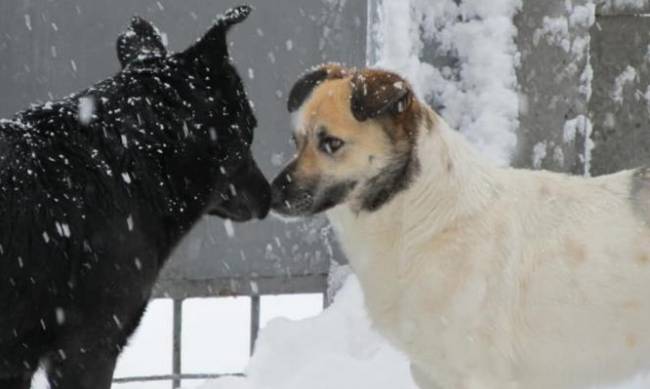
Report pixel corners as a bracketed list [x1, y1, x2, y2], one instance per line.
[270, 172, 291, 210]
[242, 160, 271, 220]
[250, 183, 271, 219]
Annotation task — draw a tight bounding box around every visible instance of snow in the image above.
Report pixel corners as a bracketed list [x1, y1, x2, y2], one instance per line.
[534, 1, 599, 175]
[78, 96, 95, 125]
[371, 0, 521, 166]
[223, 219, 235, 238]
[612, 65, 638, 105]
[599, 0, 650, 11]
[532, 142, 548, 169]
[195, 275, 416, 389]
[24, 14, 32, 31]
[564, 114, 594, 174]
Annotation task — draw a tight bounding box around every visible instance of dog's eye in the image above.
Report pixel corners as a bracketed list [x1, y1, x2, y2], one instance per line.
[319, 136, 344, 155]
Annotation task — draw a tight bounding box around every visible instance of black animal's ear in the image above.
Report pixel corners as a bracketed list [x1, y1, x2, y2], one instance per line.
[116, 16, 167, 68]
[184, 5, 252, 64]
[350, 69, 413, 122]
[287, 64, 349, 112]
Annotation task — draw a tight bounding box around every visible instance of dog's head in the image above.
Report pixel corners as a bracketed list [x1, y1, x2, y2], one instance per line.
[115, 6, 270, 221]
[270, 65, 423, 217]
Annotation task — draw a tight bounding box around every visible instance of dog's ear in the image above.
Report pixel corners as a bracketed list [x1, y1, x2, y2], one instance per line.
[116, 16, 167, 68]
[288, 64, 349, 112]
[350, 70, 413, 122]
[183, 5, 252, 65]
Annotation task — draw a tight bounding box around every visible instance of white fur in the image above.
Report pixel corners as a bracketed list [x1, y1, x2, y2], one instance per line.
[327, 111, 650, 389]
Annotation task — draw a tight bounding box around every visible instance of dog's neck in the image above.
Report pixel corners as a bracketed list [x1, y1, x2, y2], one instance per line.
[328, 108, 502, 251]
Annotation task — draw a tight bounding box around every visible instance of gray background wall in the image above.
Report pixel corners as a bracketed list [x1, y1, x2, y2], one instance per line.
[0, 0, 366, 298]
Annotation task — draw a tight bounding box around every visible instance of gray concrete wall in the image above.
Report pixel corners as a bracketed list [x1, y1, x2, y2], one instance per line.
[0, 0, 365, 298]
[512, 0, 594, 174]
[589, 11, 650, 175]
[513, 1, 650, 176]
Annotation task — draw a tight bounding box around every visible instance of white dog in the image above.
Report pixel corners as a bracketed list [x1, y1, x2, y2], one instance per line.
[270, 65, 650, 389]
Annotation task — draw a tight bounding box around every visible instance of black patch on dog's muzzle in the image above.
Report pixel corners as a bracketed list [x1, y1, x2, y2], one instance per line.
[270, 166, 356, 216]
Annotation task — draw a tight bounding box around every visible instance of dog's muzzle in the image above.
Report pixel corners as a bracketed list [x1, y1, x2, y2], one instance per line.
[270, 170, 315, 217]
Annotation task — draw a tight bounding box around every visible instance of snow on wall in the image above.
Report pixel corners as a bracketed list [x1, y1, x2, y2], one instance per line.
[370, 0, 522, 166]
[612, 65, 639, 104]
[598, 0, 650, 11]
[530, 0, 597, 175]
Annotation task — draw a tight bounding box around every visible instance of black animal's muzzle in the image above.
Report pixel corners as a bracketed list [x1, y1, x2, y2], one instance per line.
[209, 158, 271, 222]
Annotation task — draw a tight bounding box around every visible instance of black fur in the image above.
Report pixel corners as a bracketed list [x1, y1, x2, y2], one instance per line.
[287, 68, 331, 113]
[0, 5, 269, 389]
[358, 151, 417, 212]
[287, 64, 348, 113]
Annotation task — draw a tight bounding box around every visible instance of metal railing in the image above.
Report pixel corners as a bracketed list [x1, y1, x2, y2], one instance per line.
[112, 274, 328, 388]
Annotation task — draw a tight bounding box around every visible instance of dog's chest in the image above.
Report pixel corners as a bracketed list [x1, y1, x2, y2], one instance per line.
[329, 208, 514, 378]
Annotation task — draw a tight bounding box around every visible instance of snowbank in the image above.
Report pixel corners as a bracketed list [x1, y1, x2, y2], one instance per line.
[195, 274, 416, 389]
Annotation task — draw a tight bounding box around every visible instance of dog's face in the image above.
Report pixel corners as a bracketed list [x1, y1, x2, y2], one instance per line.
[115, 6, 270, 221]
[271, 65, 421, 217]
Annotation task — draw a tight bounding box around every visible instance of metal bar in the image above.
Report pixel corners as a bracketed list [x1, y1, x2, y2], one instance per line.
[250, 295, 260, 355]
[153, 274, 329, 299]
[113, 373, 244, 384]
[172, 299, 183, 389]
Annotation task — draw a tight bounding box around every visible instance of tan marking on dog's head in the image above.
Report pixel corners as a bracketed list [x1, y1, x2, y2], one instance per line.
[637, 252, 650, 265]
[271, 65, 427, 215]
[626, 334, 638, 349]
[287, 63, 350, 113]
[290, 77, 392, 183]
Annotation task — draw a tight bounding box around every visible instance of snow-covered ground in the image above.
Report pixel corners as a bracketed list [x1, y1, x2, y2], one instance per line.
[194, 273, 416, 389]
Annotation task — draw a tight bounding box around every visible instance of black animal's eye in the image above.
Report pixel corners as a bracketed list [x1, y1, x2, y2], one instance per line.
[319, 136, 344, 155]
